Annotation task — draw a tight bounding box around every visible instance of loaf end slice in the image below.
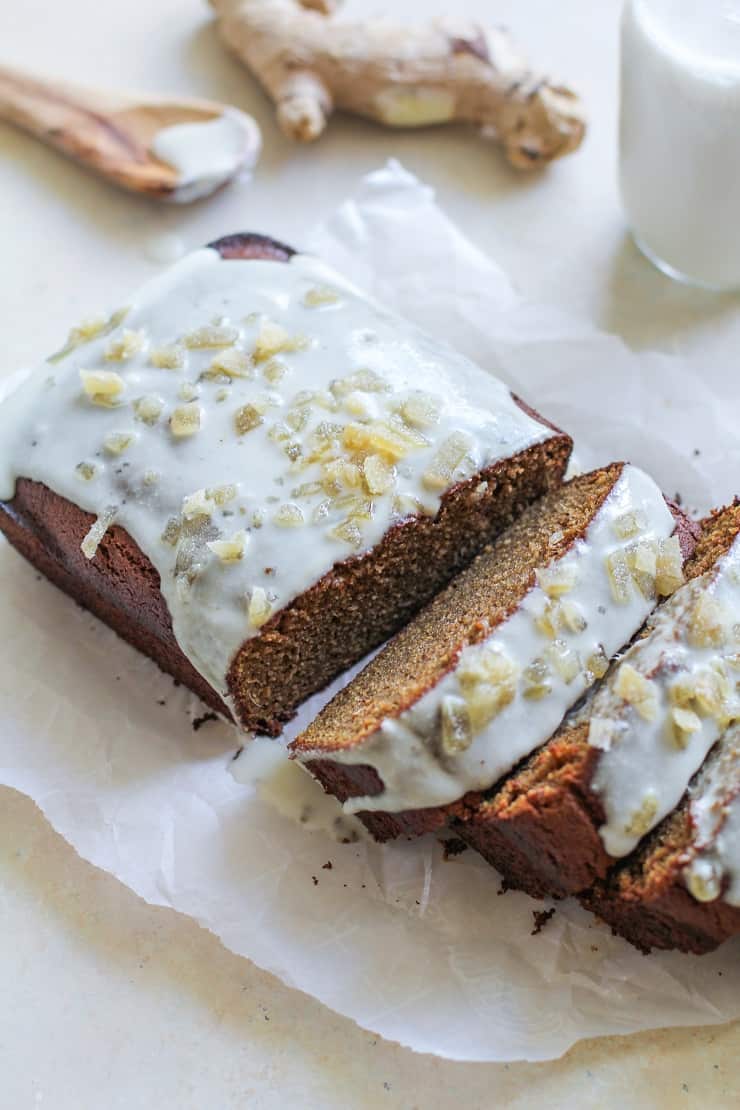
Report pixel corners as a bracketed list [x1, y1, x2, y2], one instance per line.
[583, 724, 740, 955]
[457, 503, 739, 901]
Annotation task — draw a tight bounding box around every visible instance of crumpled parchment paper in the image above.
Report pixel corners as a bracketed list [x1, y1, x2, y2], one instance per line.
[2, 162, 740, 1063]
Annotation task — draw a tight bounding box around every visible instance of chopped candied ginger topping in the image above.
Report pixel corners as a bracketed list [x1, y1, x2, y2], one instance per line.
[400, 391, 442, 430]
[81, 506, 117, 560]
[331, 369, 388, 398]
[273, 503, 305, 527]
[522, 658, 552, 701]
[263, 358, 287, 384]
[624, 792, 659, 837]
[184, 324, 239, 349]
[342, 391, 376, 420]
[655, 536, 685, 597]
[322, 458, 362, 494]
[586, 646, 610, 683]
[669, 664, 738, 730]
[535, 561, 578, 600]
[80, 369, 125, 407]
[544, 639, 580, 684]
[248, 587, 273, 629]
[589, 717, 616, 751]
[614, 663, 659, 721]
[149, 344, 186, 370]
[560, 599, 588, 634]
[253, 320, 308, 363]
[161, 517, 182, 546]
[688, 594, 726, 648]
[440, 696, 474, 755]
[456, 648, 518, 731]
[178, 382, 199, 402]
[202, 348, 252, 381]
[207, 531, 248, 564]
[392, 493, 428, 519]
[75, 461, 97, 481]
[685, 860, 722, 903]
[613, 509, 647, 540]
[49, 307, 129, 363]
[632, 542, 657, 577]
[606, 535, 683, 607]
[422, 432, 475, 492]
[133, 394, 164, 425]
[234, 404, 265, 436]
[103, 431, 136, 456]
[362, 454, 395, 496]
[329, 518, 363, 548]
[343, 419, 426, 463]
[105, 329, 145, 362]
[207, 484, 238, 507]
[303, 286, 340, 307]
[606, 550, 633, 604]
[69, 317, 108, 345]
[170, 402, 202, 438]
[669, 706, 702, 749]
[182, 488, 216, 520]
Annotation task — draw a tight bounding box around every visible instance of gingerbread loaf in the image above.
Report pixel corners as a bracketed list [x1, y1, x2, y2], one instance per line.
[456, 502, 740, 901]
[584, 721, 740, 955]
[0, 234, 571, 734]
[291, 463, 692, 840]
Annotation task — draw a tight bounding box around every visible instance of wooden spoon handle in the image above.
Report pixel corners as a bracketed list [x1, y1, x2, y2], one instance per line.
[0, 64, 153, 173]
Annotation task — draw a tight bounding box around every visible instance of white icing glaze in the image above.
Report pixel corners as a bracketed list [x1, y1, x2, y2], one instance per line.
[231, 737, 365, 842]
[591, 535, 740, 858]
[150, 110, 261, 203]
[683, 724, 740, 907]
[0, 248, 553, 711]
[303, 465, 676, 814]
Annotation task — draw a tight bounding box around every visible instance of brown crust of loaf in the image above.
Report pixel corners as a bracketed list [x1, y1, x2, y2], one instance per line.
[581, 807, 740, 955]
[456, 504, 738, 901]
[0, 232, 572, 734]
[295, 465, 635, 840]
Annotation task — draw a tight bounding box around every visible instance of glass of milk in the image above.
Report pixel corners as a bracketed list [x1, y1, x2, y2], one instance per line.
[620, 0, 740, 289]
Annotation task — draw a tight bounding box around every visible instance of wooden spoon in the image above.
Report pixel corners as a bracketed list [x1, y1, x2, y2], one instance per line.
[0, 64, 262, 202]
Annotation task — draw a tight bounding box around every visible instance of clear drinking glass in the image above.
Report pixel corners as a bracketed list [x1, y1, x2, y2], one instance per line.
[620, 0, 740, 290]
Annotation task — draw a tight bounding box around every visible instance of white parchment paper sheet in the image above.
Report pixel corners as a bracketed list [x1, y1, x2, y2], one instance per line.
[2, 162, 740, 1063]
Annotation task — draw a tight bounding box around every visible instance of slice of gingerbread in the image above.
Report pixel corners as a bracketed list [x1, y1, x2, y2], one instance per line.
[292, 463, 694, 840]
[583, 721, 740, 955]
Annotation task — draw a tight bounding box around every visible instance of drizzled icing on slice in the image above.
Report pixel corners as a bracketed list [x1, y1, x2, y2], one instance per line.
[301, 465, 677, 814]
[590, 534, 740, 858]
[683, 724, 740, 906]
[0, 248, 553, 703]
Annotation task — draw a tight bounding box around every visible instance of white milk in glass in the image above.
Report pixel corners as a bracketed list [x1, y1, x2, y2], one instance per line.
[621, 0, 740, 289]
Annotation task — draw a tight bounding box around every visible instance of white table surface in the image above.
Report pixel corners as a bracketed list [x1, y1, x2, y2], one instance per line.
[1, 1, 739, 1106]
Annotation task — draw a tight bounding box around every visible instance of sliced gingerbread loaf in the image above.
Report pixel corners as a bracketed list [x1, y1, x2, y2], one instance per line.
[584, 722, 740, 955]
[0, 234, 571, 735]
[291, 463, 691, 839]
[456, 501, 740, 900]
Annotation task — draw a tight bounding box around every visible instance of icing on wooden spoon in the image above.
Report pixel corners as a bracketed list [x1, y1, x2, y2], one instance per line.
[0, 64, 261, 202]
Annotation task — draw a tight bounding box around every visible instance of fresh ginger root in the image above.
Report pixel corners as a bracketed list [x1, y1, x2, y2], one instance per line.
[209, 0, 586, 169]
